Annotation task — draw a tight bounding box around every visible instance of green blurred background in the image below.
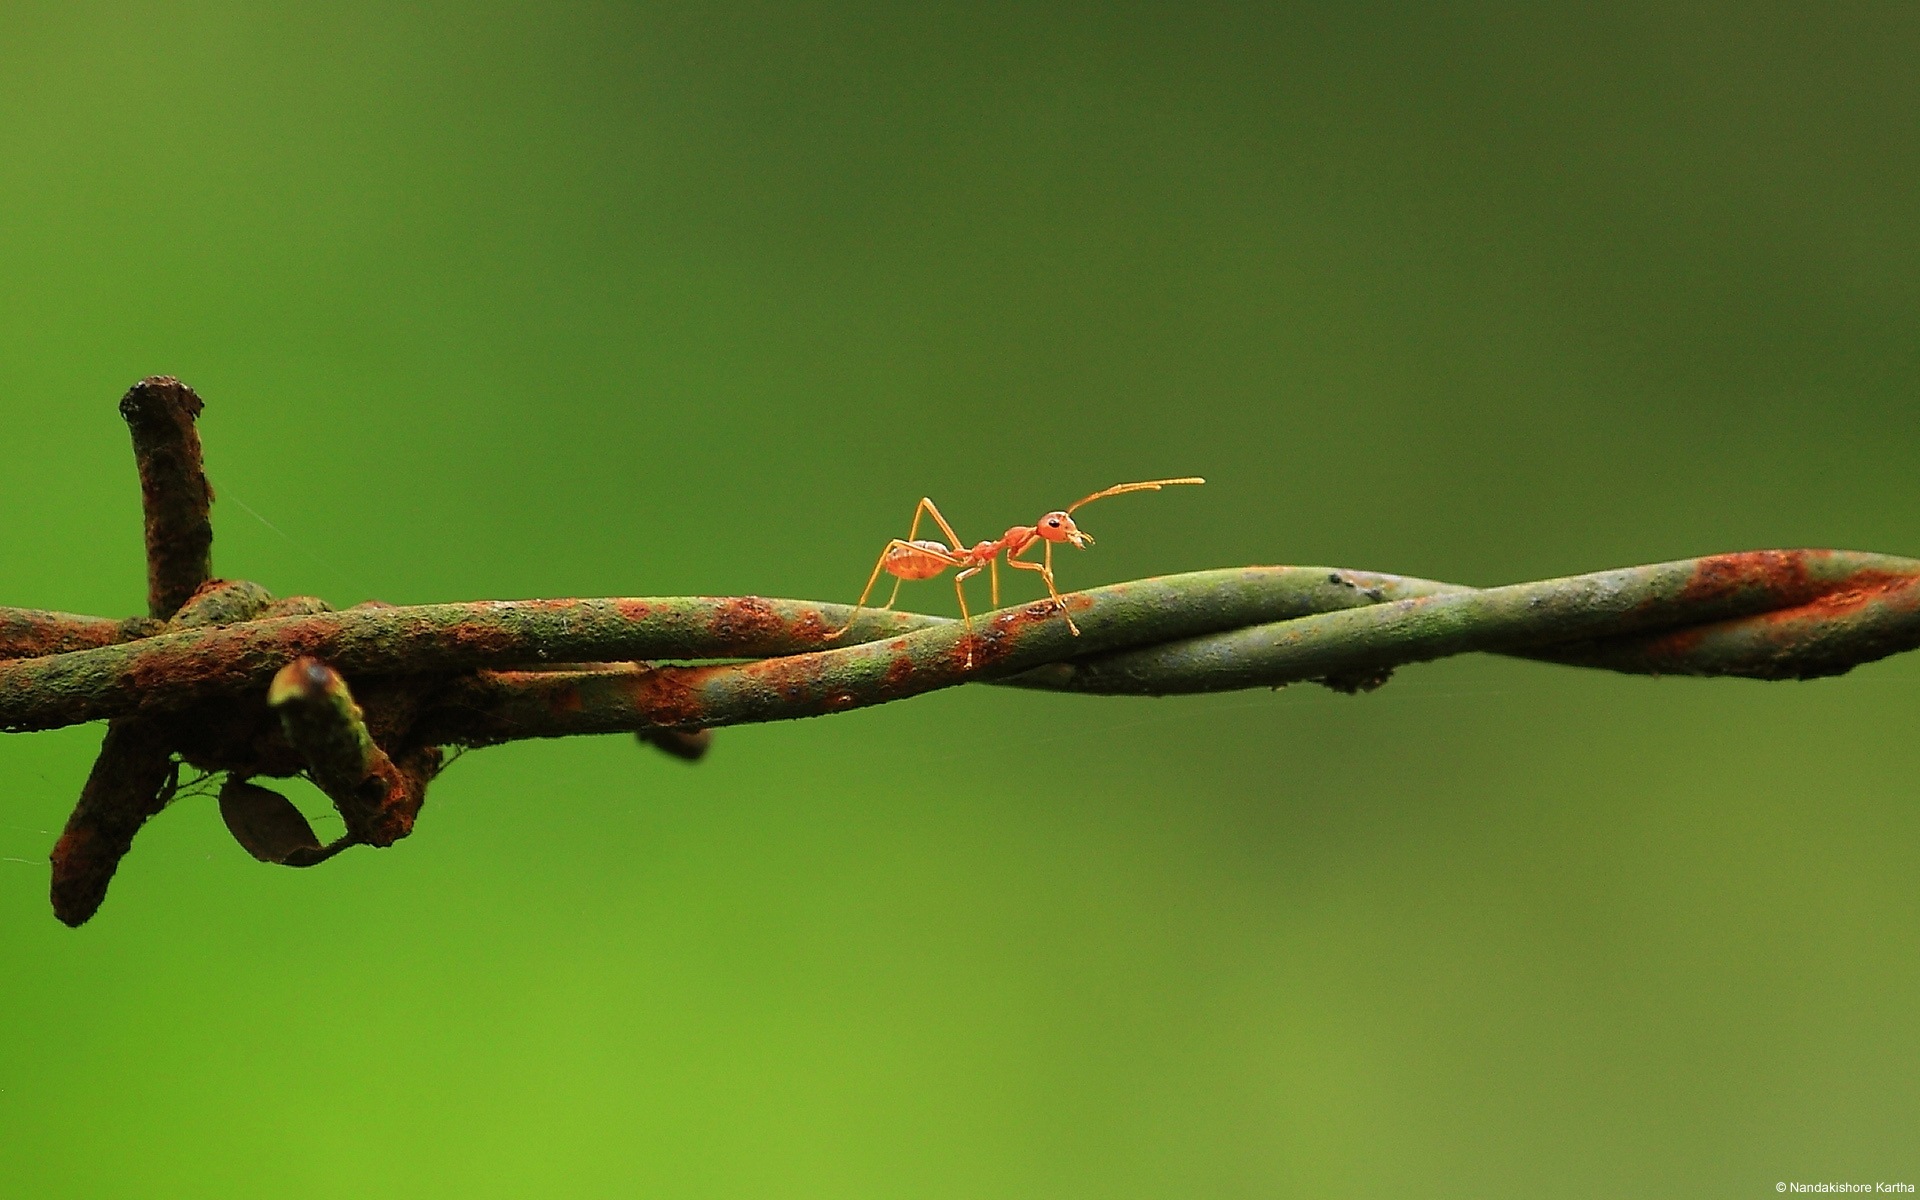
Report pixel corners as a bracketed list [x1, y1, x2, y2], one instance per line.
[1, 4, 1916, 1195]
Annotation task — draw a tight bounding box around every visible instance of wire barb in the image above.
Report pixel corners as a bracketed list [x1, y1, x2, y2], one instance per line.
[120, 376, 215, 620]
[269, 657, 435, 848]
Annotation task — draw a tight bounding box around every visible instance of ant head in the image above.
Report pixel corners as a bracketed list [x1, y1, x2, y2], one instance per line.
[1036, 511, 1092, 548]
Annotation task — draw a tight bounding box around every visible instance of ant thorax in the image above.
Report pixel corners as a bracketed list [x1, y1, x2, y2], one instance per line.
[1001, 526, 1039, 555]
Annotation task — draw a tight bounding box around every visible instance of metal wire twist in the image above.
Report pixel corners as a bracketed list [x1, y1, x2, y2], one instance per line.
[9, 378, 1917, 925]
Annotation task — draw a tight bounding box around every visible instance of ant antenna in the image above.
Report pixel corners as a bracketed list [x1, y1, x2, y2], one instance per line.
[1066, 476, 1205, 514]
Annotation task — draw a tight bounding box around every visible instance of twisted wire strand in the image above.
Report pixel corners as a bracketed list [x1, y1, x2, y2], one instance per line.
[5, 549, 1914, 743]
[17, 378, 1920, 926]
[413, 550, 1920, 743]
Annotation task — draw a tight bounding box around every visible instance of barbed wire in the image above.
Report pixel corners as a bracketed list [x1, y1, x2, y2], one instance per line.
[8, 378, 1917, 926]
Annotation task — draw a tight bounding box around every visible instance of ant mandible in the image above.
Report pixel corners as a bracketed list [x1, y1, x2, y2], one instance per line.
[829, 477, 1205, 665]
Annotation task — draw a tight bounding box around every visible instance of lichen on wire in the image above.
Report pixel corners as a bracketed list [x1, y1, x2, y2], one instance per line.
[6, 378, 1919, 926]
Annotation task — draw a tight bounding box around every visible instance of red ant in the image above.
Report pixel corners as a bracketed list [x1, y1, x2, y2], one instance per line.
[830, 477, 1205, 665]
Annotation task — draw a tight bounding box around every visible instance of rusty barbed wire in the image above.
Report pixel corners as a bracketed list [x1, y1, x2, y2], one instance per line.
[6, 378, 1918, 926]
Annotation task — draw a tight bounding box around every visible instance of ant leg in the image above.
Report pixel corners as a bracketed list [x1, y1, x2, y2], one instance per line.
[910, 497, 967, 551]
[953, 566, 982, 667]
[830, 546, 896, 638]
[834, 497, 968, 641]
[990, 557, 1001, 608]
[1006, 553, 1080, 636]
[1044, 542, 1081, 635]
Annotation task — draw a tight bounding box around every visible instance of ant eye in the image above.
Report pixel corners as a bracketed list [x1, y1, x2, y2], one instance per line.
[1046, 518, 1060, 527]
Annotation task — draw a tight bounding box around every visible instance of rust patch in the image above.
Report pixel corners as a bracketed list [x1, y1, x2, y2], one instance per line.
[786, 607, 837, 646]
[1597, 574, 1920, 676]
[627, 664, 711, 727]
[122, 376, 214, 620]
[970, 601, 1068, 669]
[1840, 568, 1914, 592]
[0, 612, 151, 659]
[1678, 551, 1815, 607]
[127, 654, 168, 696]
[744, 653, 821, 707]
[181, 578, 232, 608]
[441, 615, 521, 656]
[1663, 553, 1917, 639]
[47, 823, 93, 880]
[1759, 575, 1917, 628]
[1804, 569, 1913, 605]
[1625, 626, 1708, 672]
[615, 598, 654, 622]
[49, 718, 178, 925]
[884, 653, 915, 693]
[709, 595, 785, 649]
[364, 754, 424, 845]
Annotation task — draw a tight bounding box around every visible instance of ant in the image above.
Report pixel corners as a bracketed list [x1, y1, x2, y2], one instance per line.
[830, 477, 1204, 665]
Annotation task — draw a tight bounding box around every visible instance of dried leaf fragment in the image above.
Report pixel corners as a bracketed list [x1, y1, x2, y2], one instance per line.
[217, 778, 341, 868]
